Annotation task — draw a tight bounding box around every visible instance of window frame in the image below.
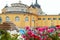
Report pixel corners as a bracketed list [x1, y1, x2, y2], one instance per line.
[6, 16, 10, 22]
[58, 18, 60, 20]
[38, 18, 41, 20]
[48, 18, 51, 20]
[53, 18, 57, 20]
[15, 16, 20, 22]
[25, 17, 29, 22]
[43, 18, 46, 20]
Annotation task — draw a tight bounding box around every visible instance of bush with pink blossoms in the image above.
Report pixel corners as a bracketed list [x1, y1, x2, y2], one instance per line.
[22, 26, 60, 40]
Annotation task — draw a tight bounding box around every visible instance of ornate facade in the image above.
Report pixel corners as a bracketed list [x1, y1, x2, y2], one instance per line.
[0, 0, 60, 28]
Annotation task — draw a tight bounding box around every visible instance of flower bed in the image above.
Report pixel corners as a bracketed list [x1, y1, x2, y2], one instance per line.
[0, 25, 60, 40]
[22, 26, 60, 40]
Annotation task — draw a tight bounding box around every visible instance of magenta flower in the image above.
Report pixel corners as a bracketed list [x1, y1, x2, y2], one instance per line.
[22, 34, 26, 38]
[47, 28, 54, 33]
[43, 37, 47, 40]
[35, 27, 40, 30]
[25, 26, 30, 30]
[40, 38, 42, 40]
[56, 27, 60, 29]
[56, 25, 60, 27]
[43, 26, 48, 30]
[38, 28, 44, 32]
[27, 31, 33, 35]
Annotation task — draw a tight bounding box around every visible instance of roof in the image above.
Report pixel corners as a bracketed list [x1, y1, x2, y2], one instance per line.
[34, 3, 40, 8]
[5, 5, 8, 8]
[30, 0, 41, 8]
[6, 11, 30, 13]
[11, 2, 28, 7]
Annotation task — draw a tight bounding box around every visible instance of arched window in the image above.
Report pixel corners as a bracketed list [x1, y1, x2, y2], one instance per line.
[15, 16, 20, 22]
[6, 16, 10, 22]
[25, 17, 29, 22]
[0, 17, 2, 23]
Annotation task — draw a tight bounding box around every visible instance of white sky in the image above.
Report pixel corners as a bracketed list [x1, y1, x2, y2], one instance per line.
[0, 0, 60, 15]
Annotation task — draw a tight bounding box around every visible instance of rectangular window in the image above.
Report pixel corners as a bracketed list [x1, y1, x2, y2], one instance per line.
[38, 18, 41, 20]
[58, 18, 60, 20]
[43, 18, 46, 20]
[48, 18, 51, 20]
[53, 18, 56, 20]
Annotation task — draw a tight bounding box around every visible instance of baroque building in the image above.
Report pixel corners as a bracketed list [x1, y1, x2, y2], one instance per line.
[0, 0, 60, 28]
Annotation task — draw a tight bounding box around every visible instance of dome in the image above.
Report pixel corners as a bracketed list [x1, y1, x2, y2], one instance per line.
[5, 5, 8, 8]
[34, 3, 40, 8]
[30, 3, 35, 8]
[5, 4, 8, 8]
[30, 0, 41, 8]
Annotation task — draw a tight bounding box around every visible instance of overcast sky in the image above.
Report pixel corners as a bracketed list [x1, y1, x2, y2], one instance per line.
[0, 0, 60, 15]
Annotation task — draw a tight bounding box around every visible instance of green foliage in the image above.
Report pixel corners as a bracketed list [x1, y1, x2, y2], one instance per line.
[0, 30, 19, 40]
[48, 32, 60, 40]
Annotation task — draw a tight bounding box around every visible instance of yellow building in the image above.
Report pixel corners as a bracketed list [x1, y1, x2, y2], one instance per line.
[0, 0, 60, 28]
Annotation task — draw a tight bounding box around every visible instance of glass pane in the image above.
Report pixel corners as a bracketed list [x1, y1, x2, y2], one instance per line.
[48, 18, 51, 20]
[43, 18, 45, 20]
[25, 17, 28, 21]
[38, 18, 41, 20]
[15, 16, 20, 22]
[53, 18, 56, 20]
[6, 16, 10, 21]
[59, 18, 60, 20]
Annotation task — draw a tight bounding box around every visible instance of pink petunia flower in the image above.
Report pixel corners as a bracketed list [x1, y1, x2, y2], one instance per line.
[43, 26, 48, 30]
[47, 28, 54, 33]
[38, 28, 44, 32]
[25, 26, 30, 30]
[22, 35, 26, 38]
